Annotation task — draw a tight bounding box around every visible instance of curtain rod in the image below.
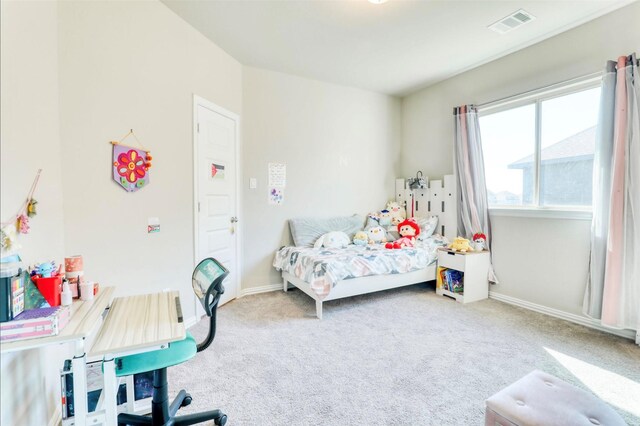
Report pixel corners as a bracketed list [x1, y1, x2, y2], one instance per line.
[476, 71, 603, 110]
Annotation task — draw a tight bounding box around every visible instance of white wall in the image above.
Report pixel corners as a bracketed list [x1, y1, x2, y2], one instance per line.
[401, 2, 640, 316]
[0, 1, 69, 425]
[242, 67, 402, 289]
[57, 0, 243, 321]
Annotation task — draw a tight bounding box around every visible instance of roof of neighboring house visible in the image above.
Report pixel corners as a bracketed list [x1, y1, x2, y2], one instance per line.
[508, 126, 596, 169]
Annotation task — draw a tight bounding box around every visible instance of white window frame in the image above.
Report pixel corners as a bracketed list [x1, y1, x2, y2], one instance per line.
[478, 73, 602, 220]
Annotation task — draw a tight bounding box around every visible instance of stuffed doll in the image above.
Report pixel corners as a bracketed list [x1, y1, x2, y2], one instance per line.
[313, 231, 350, 249]
[472, 232, 487, 251]
[353, 231, 369, 246]
[386, 201, 406, 221]
[367, 226, 387, 244]
[385, 218, 420, 249]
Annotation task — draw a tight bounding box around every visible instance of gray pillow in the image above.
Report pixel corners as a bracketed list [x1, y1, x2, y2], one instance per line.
[415, 216, 439, 239]
[289, 215, 365, 247]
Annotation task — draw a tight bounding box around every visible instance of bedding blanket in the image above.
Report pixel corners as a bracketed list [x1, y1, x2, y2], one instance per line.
[273, 237, 446, 300]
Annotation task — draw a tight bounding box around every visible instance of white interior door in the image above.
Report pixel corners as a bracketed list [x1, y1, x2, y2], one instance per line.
[195, 98, 239, 309]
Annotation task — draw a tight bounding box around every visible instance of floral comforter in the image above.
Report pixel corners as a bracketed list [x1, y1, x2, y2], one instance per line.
[273, 237, 447, 300]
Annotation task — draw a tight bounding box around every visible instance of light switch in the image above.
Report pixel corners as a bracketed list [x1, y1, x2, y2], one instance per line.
[249, 178, 257, 189]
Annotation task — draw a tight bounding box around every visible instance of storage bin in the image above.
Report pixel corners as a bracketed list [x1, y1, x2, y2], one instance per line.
[34, 275, 63, 307]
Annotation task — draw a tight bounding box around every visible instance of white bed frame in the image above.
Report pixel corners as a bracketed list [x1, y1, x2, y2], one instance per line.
[283, 174, 457, 319]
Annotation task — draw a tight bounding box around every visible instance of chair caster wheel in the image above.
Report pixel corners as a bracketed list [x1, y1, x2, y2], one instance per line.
[215, 414, 227, 426]
[181, 394, 192, 407]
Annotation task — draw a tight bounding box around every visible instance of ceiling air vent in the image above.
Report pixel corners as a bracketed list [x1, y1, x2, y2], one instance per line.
[488, 9, 535, 34]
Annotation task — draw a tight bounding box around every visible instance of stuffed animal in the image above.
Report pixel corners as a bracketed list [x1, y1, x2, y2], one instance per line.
[367, 226, 387, 244]
[313, 231, 350, 249]
[35, 261, 57, 278]
[353, 231, 368, 246]
[378, 210, 392, 227]
[386, 201, 406, 221]
[391, 215, 403, 226]
[367, 212, 381, 222]
[472, 232, 487, 251]
[448, 236, 474, 253]
[385, 218, 420, 249]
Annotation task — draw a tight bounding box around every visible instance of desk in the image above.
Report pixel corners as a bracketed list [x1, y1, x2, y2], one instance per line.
[0, 286, 115, 426]
[89, 291, 185, 425]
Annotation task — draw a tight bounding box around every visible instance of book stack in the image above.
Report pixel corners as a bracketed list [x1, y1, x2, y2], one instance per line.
[0, 306, 71, 342]
[438, 268, 464, 293]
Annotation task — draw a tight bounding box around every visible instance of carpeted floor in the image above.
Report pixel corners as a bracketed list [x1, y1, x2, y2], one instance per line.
[169, 283, 640, 425]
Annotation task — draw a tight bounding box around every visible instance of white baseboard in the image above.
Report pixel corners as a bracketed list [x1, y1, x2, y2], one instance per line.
[240, 283, 282, 297]
[489, 291, 636, 341]
[49, 409, 62, 426]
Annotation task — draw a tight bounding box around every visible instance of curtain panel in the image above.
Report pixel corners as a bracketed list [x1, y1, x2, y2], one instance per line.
[453, 105, 498, 283]
[584, 54, 640, 336]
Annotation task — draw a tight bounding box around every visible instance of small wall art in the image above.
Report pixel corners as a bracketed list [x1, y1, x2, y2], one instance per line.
[268, 187, 284, 205]
[210, 162, 226, 180]
[111, 130, 152, 192]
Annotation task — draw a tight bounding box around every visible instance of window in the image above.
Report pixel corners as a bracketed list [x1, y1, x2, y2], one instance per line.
[479, 79, 601, 211]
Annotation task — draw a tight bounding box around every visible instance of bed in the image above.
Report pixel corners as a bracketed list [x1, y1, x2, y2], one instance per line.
[274, 174, 457, 319]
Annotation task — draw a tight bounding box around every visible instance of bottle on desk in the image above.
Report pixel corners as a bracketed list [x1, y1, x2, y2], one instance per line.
[61, 279, 73, 307]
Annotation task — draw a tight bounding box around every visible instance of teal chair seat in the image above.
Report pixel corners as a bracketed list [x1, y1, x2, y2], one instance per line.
[114, 331, 197, 377]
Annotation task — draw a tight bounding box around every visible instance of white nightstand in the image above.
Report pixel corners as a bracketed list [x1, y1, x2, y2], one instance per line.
[436, 248, 490, 304]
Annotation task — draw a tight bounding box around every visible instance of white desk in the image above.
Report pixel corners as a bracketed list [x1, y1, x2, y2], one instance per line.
[1, 286, 115, 426]
[89, 291, 185, 425]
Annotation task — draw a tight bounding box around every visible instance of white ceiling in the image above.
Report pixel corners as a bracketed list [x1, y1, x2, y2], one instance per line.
[161, 0, 635, 96]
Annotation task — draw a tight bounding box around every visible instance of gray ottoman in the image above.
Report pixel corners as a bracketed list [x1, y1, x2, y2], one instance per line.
[485, 370, 627, 426]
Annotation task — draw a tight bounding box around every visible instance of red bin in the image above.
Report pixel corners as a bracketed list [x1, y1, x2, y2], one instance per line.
[34, 275, 62, 307]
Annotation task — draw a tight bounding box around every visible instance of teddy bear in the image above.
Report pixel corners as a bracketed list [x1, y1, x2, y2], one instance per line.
[448, 236, 474, 253]
[353, 231, 368, 246]
[386, 201, 406, 222]
[385, 218, 420, 249]
[367, 226, 387, 244]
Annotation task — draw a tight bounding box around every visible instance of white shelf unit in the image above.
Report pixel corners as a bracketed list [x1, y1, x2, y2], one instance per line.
[436, 248, 490, 304]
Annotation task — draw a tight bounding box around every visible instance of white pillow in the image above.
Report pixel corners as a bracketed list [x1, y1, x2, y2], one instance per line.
[415, 216, 439, 239]
[313, 231, 351, 249]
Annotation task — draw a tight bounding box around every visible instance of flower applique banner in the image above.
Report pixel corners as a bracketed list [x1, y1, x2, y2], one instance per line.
[113, 144, 150, 192]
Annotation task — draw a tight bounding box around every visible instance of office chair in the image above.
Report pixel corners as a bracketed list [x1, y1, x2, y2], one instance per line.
[115, 258, 229, 426]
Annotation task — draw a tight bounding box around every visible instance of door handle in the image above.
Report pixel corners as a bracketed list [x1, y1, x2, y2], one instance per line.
[230, 217, 239, 223]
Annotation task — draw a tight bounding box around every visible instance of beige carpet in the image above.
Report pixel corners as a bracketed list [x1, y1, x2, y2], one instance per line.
[169, 284, 640, 425]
